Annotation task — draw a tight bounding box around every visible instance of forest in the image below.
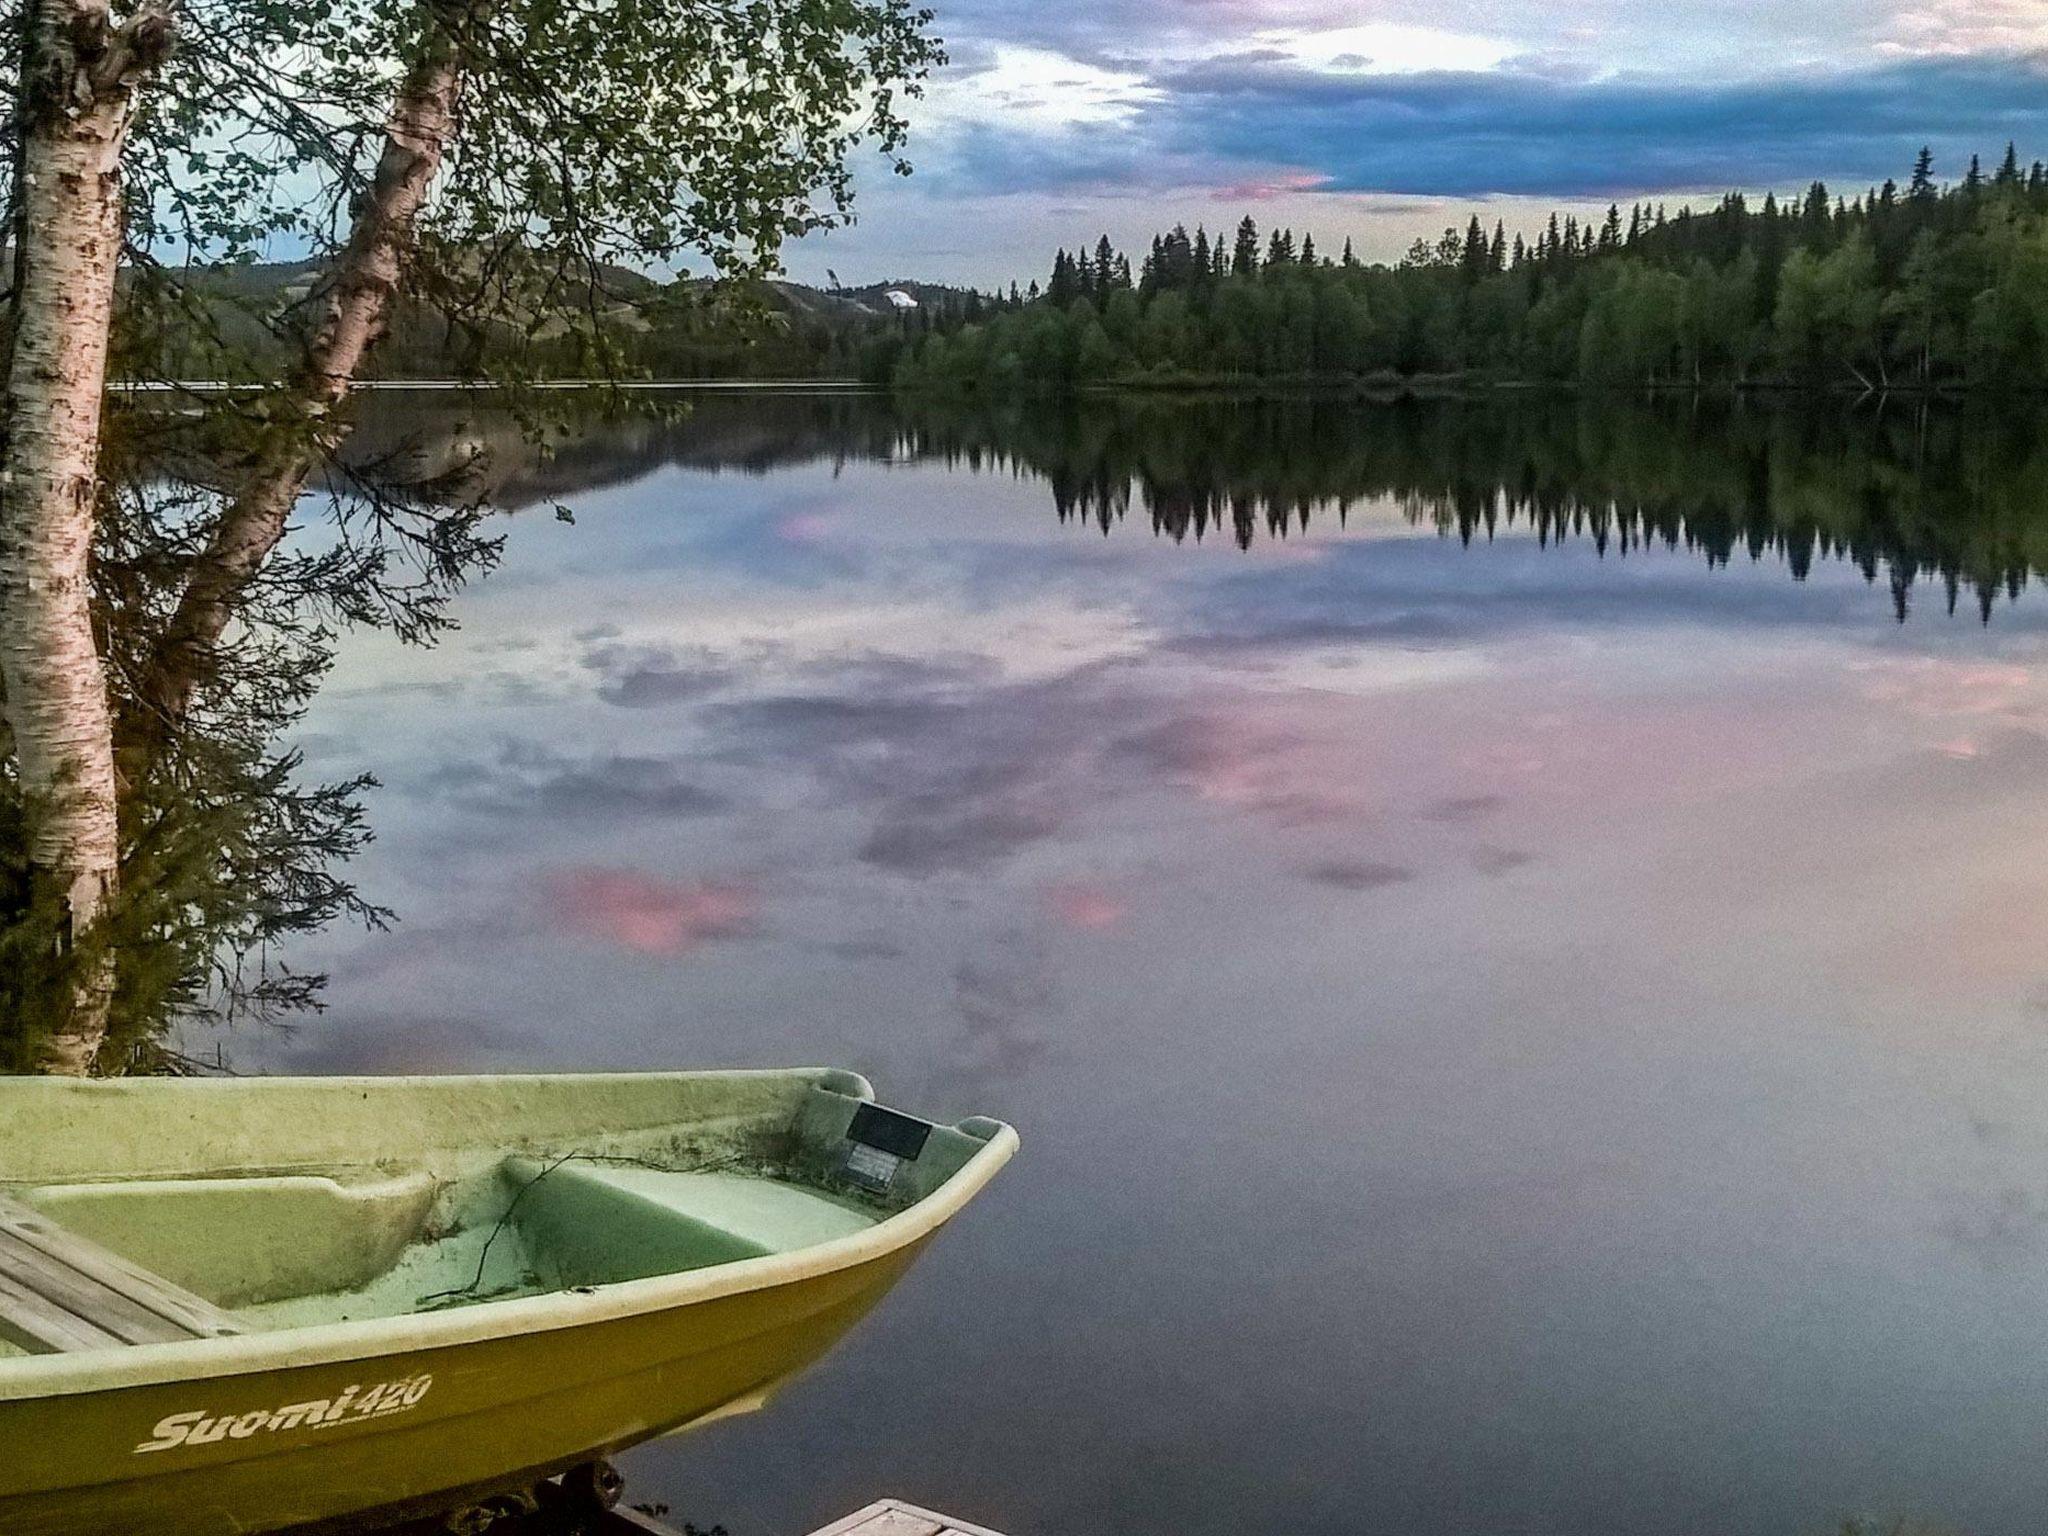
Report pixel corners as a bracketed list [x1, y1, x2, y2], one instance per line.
[886, 147, 2048, 392]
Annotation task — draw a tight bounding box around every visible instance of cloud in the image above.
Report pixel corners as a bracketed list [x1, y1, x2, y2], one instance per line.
[250, 1010, 542, 1075]
[952, 945, 1056, 1078]
[861, 802, 1065, 874]
[1043, 880, 1130, 930]
[1471, 845, 1536, 876]
[544, 868, 761, 956]
[1301, 859, 1415, 891]
[419, 739, 730, 821]
[1883, 0, 2048, 57]
[1111, 711, 1370, 825]
[1422, 794, 1505, 823]
[1166, 54, 2048, 197]
[917, 51, 2048, 203]
[582, 641, 737, 708]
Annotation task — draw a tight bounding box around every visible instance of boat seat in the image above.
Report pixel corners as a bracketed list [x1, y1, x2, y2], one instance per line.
[0, 1194, 244, 1355]
[560, 1167, 877, 1252]
[500, 1161, 879, 1288]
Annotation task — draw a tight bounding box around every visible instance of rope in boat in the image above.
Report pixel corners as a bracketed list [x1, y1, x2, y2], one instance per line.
[416, 1148, 754, 1308]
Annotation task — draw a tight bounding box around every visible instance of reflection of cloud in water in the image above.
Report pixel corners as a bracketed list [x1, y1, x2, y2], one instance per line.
[1936, 1184, 2048, 1271]
[543, 868, 761, 956]
[416, 739, 731, 821]
[249, 1010, 543, 1076]
[1043, 880, 1129, 930]
[1300, 859, 1415, 892]
[1422, 793, 1505, 823]
[951, 940, 1055, 1081]
[272, 393, 2048, 1536]
[1470, 845, 1536, 876]
[583, 640, 741, 708]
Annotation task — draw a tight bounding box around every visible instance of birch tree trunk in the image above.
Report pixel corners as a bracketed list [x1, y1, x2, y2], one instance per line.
[0, 0, 172, 1074]
[141, 20, 470, 738]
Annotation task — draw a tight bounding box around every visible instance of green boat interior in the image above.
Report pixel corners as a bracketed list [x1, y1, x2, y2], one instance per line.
[0, 1072, 1002, 1359]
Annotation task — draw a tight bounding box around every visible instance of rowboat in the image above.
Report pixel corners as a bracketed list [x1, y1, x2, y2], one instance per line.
[0, 1070, 1017, 1535]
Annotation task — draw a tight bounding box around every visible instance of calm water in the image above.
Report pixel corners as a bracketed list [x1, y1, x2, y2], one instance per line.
[237, 392, 2048, 1536]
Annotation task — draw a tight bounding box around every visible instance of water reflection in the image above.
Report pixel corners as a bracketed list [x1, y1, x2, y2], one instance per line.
[345, 390, 2048, 620]
[222, 392, 2048, 1535]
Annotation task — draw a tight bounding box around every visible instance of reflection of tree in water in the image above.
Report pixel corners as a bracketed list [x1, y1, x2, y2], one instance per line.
[900, 394, 2048, 624]
[1, 399, 504, 1071]
[14, 389, 2046, 1067]
[430, 389, 2048, 625]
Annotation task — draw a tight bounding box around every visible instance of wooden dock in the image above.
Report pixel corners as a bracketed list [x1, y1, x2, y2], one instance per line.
[591, 1495, 1010, 1536]
[807, 1499, 1011, 1536]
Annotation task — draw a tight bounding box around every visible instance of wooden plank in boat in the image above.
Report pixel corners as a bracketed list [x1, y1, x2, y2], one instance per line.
[0, 1192, 242, 1351]
[0, 1266, 129, 1355]
[0, 1229, 193, 1346]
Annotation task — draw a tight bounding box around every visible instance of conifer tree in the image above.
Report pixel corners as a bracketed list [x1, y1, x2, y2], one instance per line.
[1233, 217, 1260, 277]
[1909, 147, 1936, 200]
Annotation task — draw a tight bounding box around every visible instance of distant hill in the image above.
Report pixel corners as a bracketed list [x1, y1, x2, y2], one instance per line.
[127, 259, 988, 382]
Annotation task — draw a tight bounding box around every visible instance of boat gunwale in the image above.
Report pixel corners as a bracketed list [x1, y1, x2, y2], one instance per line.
[0, 1072, 1018, 1403]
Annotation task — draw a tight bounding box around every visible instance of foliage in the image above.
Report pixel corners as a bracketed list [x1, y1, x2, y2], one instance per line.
[895, 147, 2048, 392]
[0, 0, 946, 1069]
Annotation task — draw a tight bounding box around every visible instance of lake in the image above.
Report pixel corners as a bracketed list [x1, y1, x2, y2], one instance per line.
[233, 390, 2048, 1535]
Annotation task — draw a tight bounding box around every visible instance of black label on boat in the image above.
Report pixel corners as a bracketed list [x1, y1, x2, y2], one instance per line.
[848, 1102, 933, 1160]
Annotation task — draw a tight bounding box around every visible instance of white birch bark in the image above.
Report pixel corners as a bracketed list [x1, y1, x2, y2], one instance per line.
[0, 0, 172, 1073]
[146, 25, 469, 732]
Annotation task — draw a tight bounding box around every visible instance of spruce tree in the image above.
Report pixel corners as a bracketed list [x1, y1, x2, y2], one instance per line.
[1233, 216, 1260, 277]
[1908, 146, 1936, 200]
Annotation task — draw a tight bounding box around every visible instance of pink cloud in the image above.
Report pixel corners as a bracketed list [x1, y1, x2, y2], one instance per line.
[1211, 171, 1331, 203]
[545, 868, 760, 956]
[1044, 880, 1129, 931]
[776, 512, 835, 545]
[1856, 658, 2036, 720]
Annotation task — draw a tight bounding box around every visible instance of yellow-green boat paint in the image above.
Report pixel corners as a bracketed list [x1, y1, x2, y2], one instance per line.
[0, 1070, 1017, 1535]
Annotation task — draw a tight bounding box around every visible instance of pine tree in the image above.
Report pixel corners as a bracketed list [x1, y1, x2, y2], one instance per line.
[1048, 249, 1076, 305]
[1341, 236, 1358, 268]
[1300, 232, 1317, 266]
[1461, 214, 1488, 278]
[1233, 216, 1260, 277]
[1908, 146, 1936, 201]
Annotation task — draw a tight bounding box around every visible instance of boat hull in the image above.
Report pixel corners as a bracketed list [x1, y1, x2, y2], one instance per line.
[0, 1237, 927, 1535]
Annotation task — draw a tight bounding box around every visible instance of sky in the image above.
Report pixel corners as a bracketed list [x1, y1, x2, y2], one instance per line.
[781, 0, 2048, 287]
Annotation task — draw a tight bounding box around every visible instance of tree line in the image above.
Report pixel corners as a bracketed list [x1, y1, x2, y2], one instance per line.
[889, 147, 2048, 392]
